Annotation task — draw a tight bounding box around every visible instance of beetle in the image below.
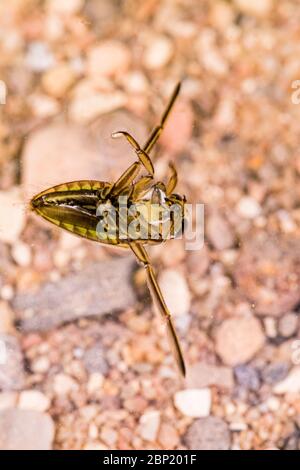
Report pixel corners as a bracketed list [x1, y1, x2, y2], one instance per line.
[30, 82, 186, 377]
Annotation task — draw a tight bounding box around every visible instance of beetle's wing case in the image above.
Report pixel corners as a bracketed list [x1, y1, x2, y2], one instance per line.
[30, 180, 128, 247]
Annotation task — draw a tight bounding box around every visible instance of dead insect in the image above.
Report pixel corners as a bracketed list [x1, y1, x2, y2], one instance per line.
[30, 82, 186, 377]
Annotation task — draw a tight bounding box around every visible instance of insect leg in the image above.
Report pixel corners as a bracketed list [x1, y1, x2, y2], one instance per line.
[112, 131, 154, 176]
[143, 82, 181, 155]
[166, 162, 178, 196]
[130, 241, 186, 378]
[131, 175, 153, 200]
[110, 161, 141, 197]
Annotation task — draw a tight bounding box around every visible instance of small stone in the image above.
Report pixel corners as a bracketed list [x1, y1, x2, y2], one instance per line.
[83, 344, 108, 375]
[31, 356, 50, 374]
[138, 410, 161, 442]
[42, 64, 76, 98]
[274, 366, 300, 394]
[87, 41, 131, 78]
[143, 36, 174, 70]
[278, 313, 298, 338]
[157, 423, 180, 449]
[69, 90, 126, 123]
[174, 389, 211, 418]
[207, 212, 235, 250]
[184, 416, 230, 450]
[0, 335, 25, 391]
[159, 269, 191, 316]
[11, 242, 32, 267]
[25, 41, 55, 72]
[264, 317, 277, 338]
[186, 362, 234, 390]
[29, 93, 60, 118]
[236, 196, 261, 219]
[234, 365, 260, 391]
[261, 363, 289, 385]
[18, 390, 50, 412]
[0, 409, 54, 450]
[0, 302, 15, 334]
[215, 316, 265, 366]
[0, 392, 18, 410]
[87, 373, 104, 394]
[160, 100, 194, 154]
[100, 427, 118, 447]
[53, 374, 79, 395]
[13, 258, 136, 331]
[234, 0, 273, 18]
[0, 187, 25, 244]
[46, 0, 84, 14]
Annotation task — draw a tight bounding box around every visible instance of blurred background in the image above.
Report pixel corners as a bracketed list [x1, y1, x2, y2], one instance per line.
[0, 0, 300, 450]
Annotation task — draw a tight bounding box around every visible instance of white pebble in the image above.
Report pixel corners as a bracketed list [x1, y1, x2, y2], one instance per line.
[143, 36, 174, 70]
[18, 390, 50, 412]
[11, 242, 32, 267]
[138, 410, 161, 442]
[159, 269, 191, 316]
[236, 196, 262, 219]
[274, 367, 300, 394]
[174, 388, 212, 417]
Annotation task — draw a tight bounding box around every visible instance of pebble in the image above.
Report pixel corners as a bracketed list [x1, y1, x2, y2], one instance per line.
[69, 90, 126, 123]
[174, 389, 211, 418]
[25, 41, 55, 72]
[234, 0, 273, 18]
[274, 367, 300, 394]
[160, 100, 194, 154]
[143, 36, 174, 70]
[11, 242, 32, 267]
[18, 390, 50, 412]
[157, 423, 180, 449]
[138, 410, 161, 442]
[0, 409, 54, 450]
[100, 427, 118, 447]
[13, 258, 136, 331]
[46, 0, 84, 15]
[0, 302, 15, 334]
[87, 41, 131, 78]
[31, 356, 50, 374]
[207, 212, 235, 250]
[159, 269, 191, 316]
[234, 365, 260, 391]
[184, 416, 230, 450]
[29, 93, 60, 118]
[0, 392, 18, 410]
[87, 373, 104, 394]
[83, 344, 108, 375]
[42, 64, 76, 98]
[236, 196, 262, 219]
[0, 187, 25, 244]
[0, 334, 25, 391]
[186, 362, 234, 390]
[53, 374, 79, 395]
[261, 362, 289, 385]
[278, 312, 298, 338]
[215, 316, 265, 366]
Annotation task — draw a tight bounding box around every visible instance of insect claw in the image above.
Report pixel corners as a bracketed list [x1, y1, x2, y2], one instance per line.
[111, 131, 123, 139]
